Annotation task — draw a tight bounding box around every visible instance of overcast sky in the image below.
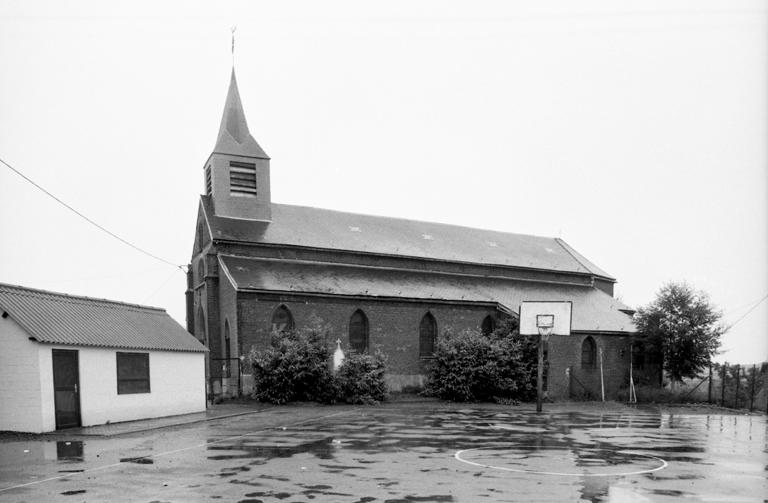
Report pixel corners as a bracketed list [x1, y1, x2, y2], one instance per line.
[1, 0, 765, 364]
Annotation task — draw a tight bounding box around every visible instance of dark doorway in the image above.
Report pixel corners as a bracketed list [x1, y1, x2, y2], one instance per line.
[52, 349, 81, 429]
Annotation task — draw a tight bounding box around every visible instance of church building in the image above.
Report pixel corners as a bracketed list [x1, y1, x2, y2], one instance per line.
[188, 70, 641, 400]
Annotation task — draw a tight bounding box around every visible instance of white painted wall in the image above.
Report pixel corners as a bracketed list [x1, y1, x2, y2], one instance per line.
[1, 314, 206, 433]
[38, 346, 206, 429]
[0, 316, 45, 433]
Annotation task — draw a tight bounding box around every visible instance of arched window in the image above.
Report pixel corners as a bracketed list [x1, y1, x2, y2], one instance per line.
[349, 309, 369, 353]
[197, 260, 205, 284]
[581, 336, 596, 369]
[419, 313, 437, 357]
[195, 305, 207, 346]
[481, 315, 495, 335]
[224, 320, 232, 377]
[271, 305, 294, 334]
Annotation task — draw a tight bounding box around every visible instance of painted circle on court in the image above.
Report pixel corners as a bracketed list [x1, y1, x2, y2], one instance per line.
[454, 446, 667, 477]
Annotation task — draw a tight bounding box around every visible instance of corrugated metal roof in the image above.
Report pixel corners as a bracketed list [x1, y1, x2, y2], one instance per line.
[219, 255, 635, 333]
[201, 197, 616, 281]
[0, 283, 207, 352]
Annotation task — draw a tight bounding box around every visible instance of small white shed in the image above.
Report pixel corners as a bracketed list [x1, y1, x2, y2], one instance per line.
[0, 283, 207, 433]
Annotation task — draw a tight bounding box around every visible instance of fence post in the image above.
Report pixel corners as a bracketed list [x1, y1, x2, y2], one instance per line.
[708, 365, 713, 404]
[750, 364, 756, 412]
[721, 363, 727, 407]
[735, 365, 741, 409]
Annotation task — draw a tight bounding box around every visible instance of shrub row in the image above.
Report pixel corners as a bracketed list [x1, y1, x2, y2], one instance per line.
[247, 317, 538, 405]
[247, 326, 387, 405]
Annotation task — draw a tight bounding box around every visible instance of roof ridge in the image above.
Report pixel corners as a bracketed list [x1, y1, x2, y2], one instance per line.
[0, 282, 167, 313]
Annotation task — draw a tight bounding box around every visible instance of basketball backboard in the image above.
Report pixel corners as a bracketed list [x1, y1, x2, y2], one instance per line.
[519, 301, 572, 336]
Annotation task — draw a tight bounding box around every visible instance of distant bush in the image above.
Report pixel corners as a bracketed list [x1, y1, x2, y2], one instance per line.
[335, 349, 388, 405]
[247, 321, 387, 405]
[425, 319, 537, 402]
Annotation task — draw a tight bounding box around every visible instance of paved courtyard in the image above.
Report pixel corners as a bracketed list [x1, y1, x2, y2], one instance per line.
[0, 402, 765, 502]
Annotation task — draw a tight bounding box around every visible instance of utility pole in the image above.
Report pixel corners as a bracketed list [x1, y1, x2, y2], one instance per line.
[735, 365, 741, 409]
[708, 365, 713, 404]
[749, 364, 756, 412]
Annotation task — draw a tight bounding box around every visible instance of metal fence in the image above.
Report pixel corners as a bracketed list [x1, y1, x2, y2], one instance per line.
[677, 362, 767, 413]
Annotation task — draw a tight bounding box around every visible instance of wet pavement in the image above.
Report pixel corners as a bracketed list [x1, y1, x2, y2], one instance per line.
[0, 402, 765, 502]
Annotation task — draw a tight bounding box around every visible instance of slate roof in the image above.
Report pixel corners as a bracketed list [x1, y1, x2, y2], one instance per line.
[212, 69, 269, 160]
[0, 283, 207, 352]
[219, 255, 635, 333]
[201, 196, 616, 281]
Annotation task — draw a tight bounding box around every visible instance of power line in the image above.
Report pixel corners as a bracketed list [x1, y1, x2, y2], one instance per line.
[726, 294, 768, 330]
[1, 156, 185, 272]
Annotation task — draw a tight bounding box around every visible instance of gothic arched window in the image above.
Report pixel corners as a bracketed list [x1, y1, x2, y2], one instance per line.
[581, 336, 597, 369]
[271, 305, 294, 334]
[197, 260, 205, 284]
[349, 309, 369, 353]
[224, 320, 232, 377]
[195, 306, 207, 346]
[419, 313, 437, 357]
[481, 315, 495, 335]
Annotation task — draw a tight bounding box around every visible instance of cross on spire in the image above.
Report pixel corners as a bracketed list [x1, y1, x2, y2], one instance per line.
[231, 26, 237, 66]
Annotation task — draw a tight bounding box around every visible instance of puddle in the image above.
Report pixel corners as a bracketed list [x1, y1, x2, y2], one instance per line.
[56, 441, 84, 461]
[60, 489, 86, 495]
[120, 456, 154, 464]
[208, 437, 335, 461]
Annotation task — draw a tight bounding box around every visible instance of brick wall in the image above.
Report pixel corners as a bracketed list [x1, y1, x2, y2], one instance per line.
[547, 333, 632, 400]
[236, 292, 499, 390]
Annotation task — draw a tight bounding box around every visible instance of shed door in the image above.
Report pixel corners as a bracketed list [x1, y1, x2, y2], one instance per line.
[52, 349, 81, 429]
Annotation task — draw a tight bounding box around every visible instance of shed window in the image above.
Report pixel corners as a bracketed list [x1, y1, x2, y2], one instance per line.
[581, 337, 596, 369]
[349, 309, 369, 353]
[271, 305, 294, 333]
[229, 161, 257, 196]
[419, 313, 437, 357]
[116, 352, 150, 394]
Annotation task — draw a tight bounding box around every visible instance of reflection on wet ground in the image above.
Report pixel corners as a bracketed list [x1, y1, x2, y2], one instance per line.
[0, 404, 766, 502]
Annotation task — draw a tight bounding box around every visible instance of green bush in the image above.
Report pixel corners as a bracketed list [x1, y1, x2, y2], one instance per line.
[247, 322, 388, 405]
[247, 326, 334, 404]
[425, 319, 537, 402]
[335, 349, 388, 405]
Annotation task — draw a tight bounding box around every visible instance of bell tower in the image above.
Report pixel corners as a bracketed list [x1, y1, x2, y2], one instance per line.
[204, 69, 271, 221]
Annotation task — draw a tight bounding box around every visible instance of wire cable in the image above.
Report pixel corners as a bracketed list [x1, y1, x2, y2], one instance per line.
[726, 294, 768, 330]
[1, 156, 185, 272]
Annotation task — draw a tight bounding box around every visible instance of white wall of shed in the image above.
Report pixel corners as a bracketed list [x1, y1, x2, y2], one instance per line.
[38, 346, 206, 429]
[0, 315, 45, 433]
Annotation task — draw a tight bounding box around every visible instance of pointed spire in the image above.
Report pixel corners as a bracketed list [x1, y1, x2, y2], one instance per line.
[213, 69, 269, 159]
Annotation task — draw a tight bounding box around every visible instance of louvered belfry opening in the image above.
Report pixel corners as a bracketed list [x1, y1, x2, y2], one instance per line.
[229, 160, 257, 196]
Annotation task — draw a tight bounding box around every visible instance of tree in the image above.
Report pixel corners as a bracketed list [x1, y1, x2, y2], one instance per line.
[634, 282, 724, 384]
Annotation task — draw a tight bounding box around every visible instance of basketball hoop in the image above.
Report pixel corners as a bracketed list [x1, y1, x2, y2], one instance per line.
[536, 314, 555, 341]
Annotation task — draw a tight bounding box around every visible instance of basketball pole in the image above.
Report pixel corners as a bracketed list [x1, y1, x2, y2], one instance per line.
[535, 314, 554, 414]
[537, 335, 544, 413]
